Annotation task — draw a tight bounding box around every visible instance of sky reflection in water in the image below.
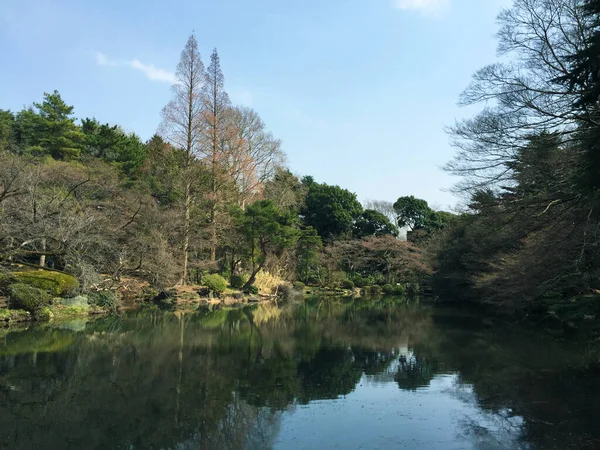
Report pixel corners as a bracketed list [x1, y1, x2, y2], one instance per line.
[0, 298, 597, 450]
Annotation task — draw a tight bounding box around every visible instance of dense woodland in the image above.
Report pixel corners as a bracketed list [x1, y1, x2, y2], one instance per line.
[431, 0, 600, 322]
[3, 0, 600, 328]
[0, 38, 439, 302]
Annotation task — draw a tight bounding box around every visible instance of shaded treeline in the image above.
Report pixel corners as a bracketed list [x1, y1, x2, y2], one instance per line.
[0, 36, 443, 295]
[429, 0, 600, 323]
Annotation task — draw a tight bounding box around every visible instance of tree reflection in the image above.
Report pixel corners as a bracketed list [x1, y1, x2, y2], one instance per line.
[0, 298, 425, 449]
[0, 299, 598, 449]
[395, 354, 440, 391]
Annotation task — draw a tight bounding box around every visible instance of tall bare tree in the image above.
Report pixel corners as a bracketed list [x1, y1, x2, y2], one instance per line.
[200, 48, 232, 261]
[159, 35, 205, 284]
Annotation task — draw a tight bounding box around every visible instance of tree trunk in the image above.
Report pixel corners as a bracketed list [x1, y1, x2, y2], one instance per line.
[242, 262, 263, 291]
[39, 238, 46, 267]
[231, 254, 238, 277]
[210, 203, 217, 262]
[181, 182, 191, 285]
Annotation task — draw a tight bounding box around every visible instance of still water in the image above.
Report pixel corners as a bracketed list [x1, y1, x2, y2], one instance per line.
[0, 297, 598, 450]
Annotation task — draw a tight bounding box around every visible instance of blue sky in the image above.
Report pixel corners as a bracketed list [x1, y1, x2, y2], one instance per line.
[0, 0, 510, 209]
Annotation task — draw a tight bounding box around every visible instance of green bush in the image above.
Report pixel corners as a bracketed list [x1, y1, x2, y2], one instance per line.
[88, 291, 117, 309]
[393, 284, 406, 296]
[220, 268, 232, 282]
[230, 274, 247, 289]
[376, 277, 388, 286]
[245, 285, 259, 295]
[293, 281, 305, 291]
[406, 282, 420, 297]
[141, 286, 159, 301]
[13, 270, 79, 296]
[36, 307, 53, 322]
[382, 284, 394, 294]
[353, 277, 367, 288]
[341, 280, 355, 289]
[8, 283, 51, 312]
[369, 285, 383, 296]
[203, 273, 227, 294]
[0, 272, 16, 293]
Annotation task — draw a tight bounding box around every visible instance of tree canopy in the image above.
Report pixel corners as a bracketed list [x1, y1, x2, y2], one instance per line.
[302, 181, 363, 240]
[393, 196, 431, 231]
[27, 91, 84, 159]
[353, 209, 398, 238]
[237, 200, 298, 288]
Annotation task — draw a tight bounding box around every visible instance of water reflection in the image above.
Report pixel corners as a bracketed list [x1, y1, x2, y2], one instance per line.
[0, 298, 598, 449]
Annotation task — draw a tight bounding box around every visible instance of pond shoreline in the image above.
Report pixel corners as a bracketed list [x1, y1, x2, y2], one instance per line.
[2, 286, 598, 342]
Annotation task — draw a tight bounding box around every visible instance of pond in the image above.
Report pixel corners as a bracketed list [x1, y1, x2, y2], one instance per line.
[0, 297, 598, 450]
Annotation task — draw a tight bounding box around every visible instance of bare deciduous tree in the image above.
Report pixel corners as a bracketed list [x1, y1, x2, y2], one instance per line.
[227, 106, 286, 206]
[159, 34, 206, 284]
[446, 0, 590, 195]
[363, 200, 397, 225]
[200, 48, 232, 262]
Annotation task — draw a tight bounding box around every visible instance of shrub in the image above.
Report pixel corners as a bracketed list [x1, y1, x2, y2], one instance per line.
[202, 274, 227, 294]
[153, 290, 176, 310]
[254, 271, 284, 294]
[370, 285, 383, 296]
[0, 272, 16, 293]
[278, 283, 295, 299]
[36, 307, 53, 322]
[13, 270, 79, 296]
[245, 285, 259, 295]
[341, 280, 355, 289]
[230, 274, 247, 289]
[353, 275, 377, 288]
[88, 291, 118, 309]
[293, 281, 305, 291]
[220, 268, 232, 282]
[8, 283, 51, 312]
[330, 271, 348, 285]
[141, 286, 159, 300]
[393, 284, 406, 296]
[382, 284, 394, 294]
[406, 282, 420, 297]
[353, 277, 367, 288]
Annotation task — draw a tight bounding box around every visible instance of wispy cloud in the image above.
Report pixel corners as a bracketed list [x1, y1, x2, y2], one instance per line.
[393, 0, 450, 14]
[94, 51, 175, 84]
[95, 51, 117, 66]
[127, 60, 176, 84]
